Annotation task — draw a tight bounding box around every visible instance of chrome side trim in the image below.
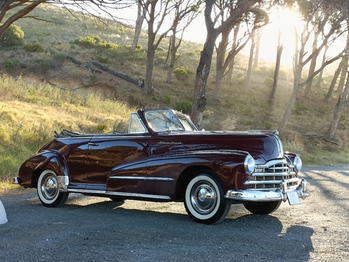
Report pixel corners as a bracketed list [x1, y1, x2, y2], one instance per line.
[107, 191, 171, 200]
[67, 188, 171, 200]
[68, 189, 106, 194]
[109, 176, 174, 182]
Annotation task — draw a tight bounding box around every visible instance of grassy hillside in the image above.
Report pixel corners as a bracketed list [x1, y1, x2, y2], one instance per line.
[1, 4, 349, 185]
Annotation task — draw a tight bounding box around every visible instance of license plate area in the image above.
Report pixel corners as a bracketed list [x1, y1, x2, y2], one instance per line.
[287, 191, 301, 205]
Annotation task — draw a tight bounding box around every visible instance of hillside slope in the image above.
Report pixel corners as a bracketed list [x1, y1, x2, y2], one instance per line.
[1, 4, 349, 165]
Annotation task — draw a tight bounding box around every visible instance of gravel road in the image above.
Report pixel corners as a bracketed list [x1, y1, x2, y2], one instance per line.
[1, 165, 348, 262]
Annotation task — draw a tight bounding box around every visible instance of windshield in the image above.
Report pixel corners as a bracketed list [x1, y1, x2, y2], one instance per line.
[145, 110, 196, 132]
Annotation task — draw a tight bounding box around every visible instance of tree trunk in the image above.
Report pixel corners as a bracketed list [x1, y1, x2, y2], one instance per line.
[191, 34, 216, 128]
[323, 58, 345, 102]
[214, 28, 229, 100]
[315, 44, 329, 88]
[166, 34, 175, 83]
[143, 2, 157, 95]
[253, 28, 262, 70]
[166, 27, 182, 83]
[303, 28, 319, 98]
[225, 27, 239, 84]
[278, 65, 302, 134]
[270, 28, 283, 99]
[325, 72, 349, 140]
[336, 56, 348, 94]
[244, 31, 255, 91]
[132, 0, 144, 51]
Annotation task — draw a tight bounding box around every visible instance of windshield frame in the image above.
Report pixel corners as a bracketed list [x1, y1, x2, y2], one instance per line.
[143, 109, 198, 133]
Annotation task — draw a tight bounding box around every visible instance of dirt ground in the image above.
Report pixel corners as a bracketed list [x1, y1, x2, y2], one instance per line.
[0, 165, 348, 261]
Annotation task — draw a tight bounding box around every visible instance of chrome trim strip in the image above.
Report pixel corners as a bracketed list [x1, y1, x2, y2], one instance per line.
[107, 191, 171, 200]
[253, 172, 297, 176]
[244, 178, 300, 186]
[255, 159, 288, 169]
[67, 189, 171, 200]
[68, 189, 106, 194]
[109, 176, 174, 182]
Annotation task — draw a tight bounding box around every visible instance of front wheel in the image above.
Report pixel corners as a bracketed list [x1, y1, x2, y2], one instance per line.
[37, 170, 69, 207]
[184, 171, 231, 224]
[243, 200, 282, 215]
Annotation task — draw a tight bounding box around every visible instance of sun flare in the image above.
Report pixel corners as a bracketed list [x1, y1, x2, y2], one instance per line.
[258, 7, 304, 66]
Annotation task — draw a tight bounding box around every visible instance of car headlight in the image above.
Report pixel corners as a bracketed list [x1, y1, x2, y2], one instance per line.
[293, 154, 302, 172]
[244, 155, 255, 175]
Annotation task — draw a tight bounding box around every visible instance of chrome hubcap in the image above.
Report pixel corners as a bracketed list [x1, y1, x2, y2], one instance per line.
[191, 183, 217, 215]
[41, 175, 58, 200]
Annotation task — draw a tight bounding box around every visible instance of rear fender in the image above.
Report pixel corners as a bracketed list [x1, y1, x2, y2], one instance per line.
[18, 150, 69, 189]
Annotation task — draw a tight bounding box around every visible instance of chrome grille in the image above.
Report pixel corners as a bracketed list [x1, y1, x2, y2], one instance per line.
[245, 159, 299, 190]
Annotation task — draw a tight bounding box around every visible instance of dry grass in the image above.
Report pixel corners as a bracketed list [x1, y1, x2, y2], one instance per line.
[0, 75, 134, 182]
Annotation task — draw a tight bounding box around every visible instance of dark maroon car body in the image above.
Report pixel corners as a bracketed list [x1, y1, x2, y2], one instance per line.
[16, 108, 308, 224]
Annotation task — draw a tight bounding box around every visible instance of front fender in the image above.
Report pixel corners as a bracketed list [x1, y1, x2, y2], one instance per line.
[18, 150, 69, 188]
[147, 150, 251, 198]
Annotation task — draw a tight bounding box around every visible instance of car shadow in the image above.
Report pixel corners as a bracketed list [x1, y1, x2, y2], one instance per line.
[1, 190, 315, 261]
[57, 195, 314, 261]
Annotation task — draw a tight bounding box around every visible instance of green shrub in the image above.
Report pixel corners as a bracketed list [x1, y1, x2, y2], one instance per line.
[0, 24, 24, 47]
[175, 100, 192, 114]
[50, 53, 66, 68]
[72, 36, 102, 48]
[4, 59, 14, 69]
[135, 44, 143, 50]
[102, 42, 119, 50]
[156, 55, 167, 64]
[129, 48, 147, 61]
[23, 42, 45, 52]
[173, 67, 189, 81]
[293, 102, 309, 115]
[97, 123, 108, 132]
[164, 94, 171, 104]
[30, 59, 50, 74]
[97, 56, 109, 63]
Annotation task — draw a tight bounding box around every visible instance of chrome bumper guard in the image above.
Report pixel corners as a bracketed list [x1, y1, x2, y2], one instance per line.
[225, 179, 308, 203]
[57, 176, 69, 192]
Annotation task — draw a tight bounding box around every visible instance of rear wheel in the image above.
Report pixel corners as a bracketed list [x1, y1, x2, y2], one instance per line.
[184, 171, 231, 224]
[243, 200, 282, 215]
[37, 170, 69, 207]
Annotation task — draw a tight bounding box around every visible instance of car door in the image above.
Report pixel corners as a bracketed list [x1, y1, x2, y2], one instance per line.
[85, 134, 151, 193]
[62, 137, 92, 190]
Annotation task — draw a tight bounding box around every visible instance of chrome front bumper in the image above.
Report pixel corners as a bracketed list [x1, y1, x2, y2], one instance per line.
[225, 179, 308, 204]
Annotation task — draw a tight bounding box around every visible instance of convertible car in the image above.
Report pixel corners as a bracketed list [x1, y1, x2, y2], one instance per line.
[15, 108, 308, 224]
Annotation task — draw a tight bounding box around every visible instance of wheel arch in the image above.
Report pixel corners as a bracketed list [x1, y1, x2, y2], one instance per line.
[175, 166, 221, 201]
[27, 151, 69, 188]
